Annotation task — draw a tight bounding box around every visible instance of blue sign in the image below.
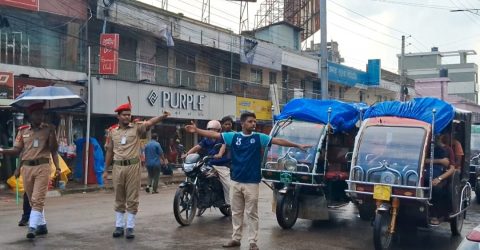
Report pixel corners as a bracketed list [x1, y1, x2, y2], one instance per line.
[328, 59, 380, 87]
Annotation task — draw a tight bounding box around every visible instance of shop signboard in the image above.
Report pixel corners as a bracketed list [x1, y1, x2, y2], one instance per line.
[0, 72, 14, 99]
[0, 0, 39, 11]
[99, 33, 119, 75]
[236, 97, 272, 121]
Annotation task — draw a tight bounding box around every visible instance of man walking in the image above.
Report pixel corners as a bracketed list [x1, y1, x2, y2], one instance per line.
[144, 133, 166, 194]
[186, 112, 310, 250]
[0, 102, 60, 239]
[103, 99, 170, 239]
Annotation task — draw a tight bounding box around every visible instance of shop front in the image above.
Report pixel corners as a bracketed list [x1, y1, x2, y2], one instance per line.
[91, 78, 237, 159]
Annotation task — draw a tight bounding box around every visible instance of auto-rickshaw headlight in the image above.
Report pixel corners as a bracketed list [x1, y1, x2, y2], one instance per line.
[284, 158, 297, 172]
[380, 172, 397, 185]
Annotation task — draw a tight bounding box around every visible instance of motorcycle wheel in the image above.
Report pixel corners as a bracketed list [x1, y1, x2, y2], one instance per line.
[173, 187, 197, 226]
[220, 205, 231, 217]
[275, 191, 299, 229]
[373, 212, 393, 250]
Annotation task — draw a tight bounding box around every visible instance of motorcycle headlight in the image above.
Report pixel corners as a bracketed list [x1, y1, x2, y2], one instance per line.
[183, 163, 195, 173]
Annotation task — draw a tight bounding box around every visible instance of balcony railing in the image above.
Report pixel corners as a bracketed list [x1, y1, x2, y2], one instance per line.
[92, 58, 270, 100]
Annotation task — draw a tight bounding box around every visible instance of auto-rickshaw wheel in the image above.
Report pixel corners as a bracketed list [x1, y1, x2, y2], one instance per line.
[450, 210, 465, 236]
[475, 182, 480, 204]
[373, 212, 393, 250]
[275, 191, 299, 229]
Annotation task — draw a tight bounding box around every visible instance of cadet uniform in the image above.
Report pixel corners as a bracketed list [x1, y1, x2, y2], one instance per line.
[13, 103, 58, 238]
[105, 103, 147, 238]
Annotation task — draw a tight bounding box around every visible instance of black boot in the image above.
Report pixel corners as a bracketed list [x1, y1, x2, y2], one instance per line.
[112, 227, 124, 238]
[18, 217, 29, 227]
[125, 228, 135, 239]
[36, 224, 48, 235]
[26, 227, 36, 239]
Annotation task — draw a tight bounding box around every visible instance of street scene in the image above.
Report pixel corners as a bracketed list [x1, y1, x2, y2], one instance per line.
[1, 183, 479, 250]
[2, 0, 480, 250]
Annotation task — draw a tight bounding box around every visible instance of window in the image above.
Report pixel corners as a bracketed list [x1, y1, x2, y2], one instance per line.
[328, 85, 335, 98]
[359, 91, 365, 102]
[251, 68, 263, 84]
[339, 86, 345, 99]
[269, 72, 277, 84]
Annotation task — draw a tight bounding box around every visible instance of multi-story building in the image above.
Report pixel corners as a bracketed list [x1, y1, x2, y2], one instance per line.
[400, 47, 478, 103]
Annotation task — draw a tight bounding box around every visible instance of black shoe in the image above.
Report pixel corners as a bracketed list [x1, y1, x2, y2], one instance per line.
[36, 224, 48, 235]
[125, 228, 135, 239]
[112, 227, 124, 238]
[145, 186, 150, 193]
[26, 227, 36, 239]
[18, 218, 29, 227]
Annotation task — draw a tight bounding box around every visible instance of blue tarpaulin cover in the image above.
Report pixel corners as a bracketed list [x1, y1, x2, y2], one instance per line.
[363, 97, 454, 134]
[274, 99, 362, 132]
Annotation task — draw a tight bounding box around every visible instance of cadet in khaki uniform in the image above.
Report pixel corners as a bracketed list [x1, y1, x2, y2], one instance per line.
[0, 102, 60, 239]
[103, 101, 170, 239]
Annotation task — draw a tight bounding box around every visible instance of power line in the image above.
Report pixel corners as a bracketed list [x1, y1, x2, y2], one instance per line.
[370, 0, 456, 10]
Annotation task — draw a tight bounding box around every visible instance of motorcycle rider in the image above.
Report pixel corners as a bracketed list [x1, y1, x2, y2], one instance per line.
[186, 120, 231, 208]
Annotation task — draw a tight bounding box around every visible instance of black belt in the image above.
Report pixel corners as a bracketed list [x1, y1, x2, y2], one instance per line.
[23, 158, 50, 166]
[113, 158, 140, 166]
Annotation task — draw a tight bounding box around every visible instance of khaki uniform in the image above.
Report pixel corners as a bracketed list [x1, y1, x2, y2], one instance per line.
[14, 123, 56, 212]
[106, 123, 147, 214]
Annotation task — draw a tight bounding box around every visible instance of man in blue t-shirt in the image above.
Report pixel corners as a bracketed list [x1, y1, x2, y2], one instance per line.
[144, 133, 167, 194]
[186, 112, 310, 250]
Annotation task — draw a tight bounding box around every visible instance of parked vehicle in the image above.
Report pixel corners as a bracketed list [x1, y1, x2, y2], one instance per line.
[470, 124, 480, 203]
[262, 99, 365, 229]
[456, 224, 480, 250]
[346, 97, 472, 250]
[173, 153, 230, 226]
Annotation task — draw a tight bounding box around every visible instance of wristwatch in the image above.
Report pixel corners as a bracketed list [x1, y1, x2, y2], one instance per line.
[437, 177, 443, 181]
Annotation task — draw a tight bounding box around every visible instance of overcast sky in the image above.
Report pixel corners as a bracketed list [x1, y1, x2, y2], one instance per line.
[140, 0, 480, 73]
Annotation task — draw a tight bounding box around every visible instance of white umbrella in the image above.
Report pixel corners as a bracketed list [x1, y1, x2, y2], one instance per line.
[11, 86, 85, 110]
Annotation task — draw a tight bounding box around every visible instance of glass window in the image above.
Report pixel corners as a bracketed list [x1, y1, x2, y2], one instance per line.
[269, 72, 277, 84]
[250, 68, 263, 84]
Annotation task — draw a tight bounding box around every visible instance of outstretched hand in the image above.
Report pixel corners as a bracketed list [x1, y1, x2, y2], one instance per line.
[185, 121, 197, 133]
[298, 144, 313, 151]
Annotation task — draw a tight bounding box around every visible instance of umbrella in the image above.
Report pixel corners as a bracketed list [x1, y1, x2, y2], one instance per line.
[11, 86, 86, 110]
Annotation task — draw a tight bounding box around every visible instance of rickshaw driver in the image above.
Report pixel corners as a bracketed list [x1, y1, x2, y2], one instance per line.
[424, 134, 456, 225]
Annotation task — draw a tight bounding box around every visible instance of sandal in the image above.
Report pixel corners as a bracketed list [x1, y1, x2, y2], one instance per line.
[430, 217, 440, 225]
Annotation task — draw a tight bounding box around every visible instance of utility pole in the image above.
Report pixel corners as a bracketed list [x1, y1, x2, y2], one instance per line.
[400, 35, 406, 101]
[320, 0, 328, 100]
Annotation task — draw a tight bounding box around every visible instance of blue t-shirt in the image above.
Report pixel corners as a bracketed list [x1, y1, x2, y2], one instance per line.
[144, 140, 164, 168]
[222, 132, 272, 183]
[198, 137, 230, 166]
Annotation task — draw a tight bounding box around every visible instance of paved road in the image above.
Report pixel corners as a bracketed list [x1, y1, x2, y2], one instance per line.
[1, 184, 479, 250]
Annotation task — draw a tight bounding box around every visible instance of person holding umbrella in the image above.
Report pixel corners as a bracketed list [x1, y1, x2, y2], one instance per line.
[0, 102, 60, 239]
[103, 99, 170, 239]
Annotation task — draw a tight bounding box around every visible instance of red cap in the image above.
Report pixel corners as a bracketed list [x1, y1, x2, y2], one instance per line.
[26, 102, 45, 113]
[114, 102, 131, 113]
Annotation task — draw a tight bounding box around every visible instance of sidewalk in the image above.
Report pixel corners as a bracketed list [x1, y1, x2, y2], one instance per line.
[0, 167, 185, 199]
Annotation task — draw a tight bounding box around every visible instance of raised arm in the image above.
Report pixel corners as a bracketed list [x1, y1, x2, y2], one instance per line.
[186, 145, 202, 155]
[144, 111, 171, 130]
[271, 138, 311, 151]
[185, 121, 222, 140]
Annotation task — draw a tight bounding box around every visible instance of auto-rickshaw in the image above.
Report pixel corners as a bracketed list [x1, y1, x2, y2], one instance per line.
[470, 124, 480, 203]
[346, 97, 472, 250]
[262, 98, 365, 229]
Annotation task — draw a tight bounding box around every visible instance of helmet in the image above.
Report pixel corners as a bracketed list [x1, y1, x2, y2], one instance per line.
[206, 120, 221, 130]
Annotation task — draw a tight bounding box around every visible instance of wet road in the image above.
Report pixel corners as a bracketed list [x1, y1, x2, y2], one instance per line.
[1, 184, 479, 250]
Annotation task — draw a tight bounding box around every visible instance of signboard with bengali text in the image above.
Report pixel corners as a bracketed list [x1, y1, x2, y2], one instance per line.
[99, 33, 119, 75]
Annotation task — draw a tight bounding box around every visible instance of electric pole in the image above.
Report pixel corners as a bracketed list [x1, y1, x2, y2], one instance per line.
[320, 0, 328, 100]
[400, 35, 406, 101]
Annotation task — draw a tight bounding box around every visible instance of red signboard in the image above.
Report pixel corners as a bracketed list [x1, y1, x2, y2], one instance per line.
[0, 72, 14, 99]
[0, 0, 39, 11]
[14, 77, 52, 98]
[99, 33, 119, 75]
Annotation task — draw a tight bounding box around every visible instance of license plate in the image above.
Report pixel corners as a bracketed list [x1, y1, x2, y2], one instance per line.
[373, 184, 392, 201]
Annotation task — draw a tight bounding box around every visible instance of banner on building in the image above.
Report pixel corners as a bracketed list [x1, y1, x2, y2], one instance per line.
[236, 97, 272, 121]
[0, 72, 14, 99]
[240, 37, 282, 71]
[0, 0, 39, 11]
[99, 33, 119, 75]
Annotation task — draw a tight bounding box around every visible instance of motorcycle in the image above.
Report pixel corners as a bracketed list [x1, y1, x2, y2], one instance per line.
[173, 153, 231, 226]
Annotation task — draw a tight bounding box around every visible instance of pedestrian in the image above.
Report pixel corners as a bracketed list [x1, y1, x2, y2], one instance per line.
[0, 102, 60, 239]
[185, 120, 231, 208]
[144, 133, 167, 194]
[220, 116, 234, 132]
[185, 112, 310, 250]
[167, 138, 178, 164]
[102, 99, 170, 239]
